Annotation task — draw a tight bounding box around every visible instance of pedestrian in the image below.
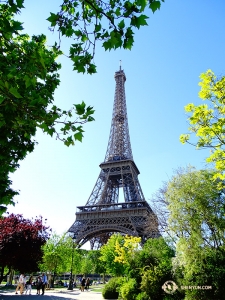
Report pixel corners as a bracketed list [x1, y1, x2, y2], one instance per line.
[15, 273, 25, 295]
[36, 276, 42, 295]
[25, 276, 33, 295]
[85, 277, 90, 291]
[41, 273, 48, 295]
[81, 276, 86, 292]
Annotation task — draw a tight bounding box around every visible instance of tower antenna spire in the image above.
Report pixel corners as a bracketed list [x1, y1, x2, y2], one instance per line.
[119, 60, 122, 70]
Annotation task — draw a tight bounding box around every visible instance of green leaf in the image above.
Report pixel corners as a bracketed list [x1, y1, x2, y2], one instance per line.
[12, 21, 23, 31]
[24, 75, 32, 88]
[102, 40, 111, 51]
[136, 0, 147, 12]
[87, 64, 97, 74]
[64, 136, 74, 146]
[118, 20, 125, 30]
[9, 87, 22, 98]
[81, 34, 88, 42]
[65, 27, 74, 37]
[74, 131, 83, 142]
[74, 102, 86, 115]
[47, 13, 59, 26]
[150, 1, 161, 13]
[136, 15, 149, 29]
[115, 8, 121, 17]
[95, 24, 101, 32]
[124, 28, 134, 50]
[87, 116, 95, 122]
[16, 0, 24, 8]
[47, 128, 55, 137]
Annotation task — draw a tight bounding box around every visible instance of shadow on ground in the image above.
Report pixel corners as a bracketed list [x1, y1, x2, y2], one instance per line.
[0, 296, 79, 300]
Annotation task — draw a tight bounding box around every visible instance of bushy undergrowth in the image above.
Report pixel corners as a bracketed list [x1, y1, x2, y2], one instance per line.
[136, 292, 149, 300]
[102, 277, 124, 299]
[120, 278, 137, 300]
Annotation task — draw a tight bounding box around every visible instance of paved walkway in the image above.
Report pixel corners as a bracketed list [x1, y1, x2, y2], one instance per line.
[0, 289, 104, 300]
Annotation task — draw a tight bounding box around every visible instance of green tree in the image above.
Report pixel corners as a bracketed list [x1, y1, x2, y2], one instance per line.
[114, 235, 141, 266]
[84, 250, 106, 276]
[164, 167, 225, 299]
[80, 250, 94, 276]
[166, 167, 225, 247]
[48, 0, 165, 73]
[41, 233, 81, 286]
[133, 237, 175, 300]
[100, 233, 126, 276]
[0, 1, 94, 214]
[180, 70, 225, 181]
[100, 234, 175, 299]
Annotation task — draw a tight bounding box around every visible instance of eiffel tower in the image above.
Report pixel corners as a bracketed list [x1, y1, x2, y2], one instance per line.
[68, 67, 159, 249]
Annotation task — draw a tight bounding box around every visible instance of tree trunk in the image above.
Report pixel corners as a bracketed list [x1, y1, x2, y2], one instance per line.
[102, 273, 105, 284]
[47, 274, 51, 289]
[52, 271, 56, 288]
[0, 266, 5, 284]
[8, 268, 14, 285]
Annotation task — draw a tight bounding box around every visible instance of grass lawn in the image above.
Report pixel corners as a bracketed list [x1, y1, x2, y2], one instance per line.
[90, 284, 105, 293]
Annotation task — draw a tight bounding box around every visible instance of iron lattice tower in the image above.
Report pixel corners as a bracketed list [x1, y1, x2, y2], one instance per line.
[68, 68, 160, 249]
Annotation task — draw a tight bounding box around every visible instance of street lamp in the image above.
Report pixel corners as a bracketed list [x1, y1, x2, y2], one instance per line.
[68, 234, 76, 291]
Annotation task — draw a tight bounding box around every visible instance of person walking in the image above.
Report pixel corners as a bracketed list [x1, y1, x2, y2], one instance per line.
[85, 277, 90, 291]
[36, 276, 42, 295]
[15, 273, 25, 295]
[41, 273, 48, 295]
[25, 276, 33, 295]
[81, 277, 86, 292]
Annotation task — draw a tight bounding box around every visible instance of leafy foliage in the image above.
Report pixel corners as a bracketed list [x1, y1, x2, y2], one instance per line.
[166, 167, 225, 247]
[99, 234, 175, 299]
[180, 70, 225, 181]
[114, 235, 141, 265]
[99, 234, 141, 277]
[102, 277, 124, 299]
[82, 250, 106, 275]
[41, 233, 82, 285]
[0, 1, 94, 214]
[48, 0, 165, 73]
[0, 214, 50, 281]
[100, 233, 127, 276]
[120, 278, 137, 300]
[135, 238, 175, 300]
[165, 167, 225, 299]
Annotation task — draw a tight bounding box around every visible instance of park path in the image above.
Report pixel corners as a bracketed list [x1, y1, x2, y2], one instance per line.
[0, 289, 104, 300]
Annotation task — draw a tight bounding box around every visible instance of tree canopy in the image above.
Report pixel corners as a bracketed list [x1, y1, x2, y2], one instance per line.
[40, 233, 82, 286]
[100, 234, 175, 300]
[48, 0, 165, 73]
[164, 167, 225, 299]
[100, 233, 127, 276]
[0, 1, 95, 214]
[180, 70, 225, 181]
[0, 214, 50, 282]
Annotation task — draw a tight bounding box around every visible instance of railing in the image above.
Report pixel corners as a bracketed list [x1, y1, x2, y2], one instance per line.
[76, 201, 149, 213]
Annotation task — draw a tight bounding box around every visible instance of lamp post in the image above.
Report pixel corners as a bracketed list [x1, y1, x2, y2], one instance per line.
[68, 234, 76, 291]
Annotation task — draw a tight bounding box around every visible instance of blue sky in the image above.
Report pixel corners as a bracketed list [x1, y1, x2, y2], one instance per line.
[7, 0, 225, 241]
